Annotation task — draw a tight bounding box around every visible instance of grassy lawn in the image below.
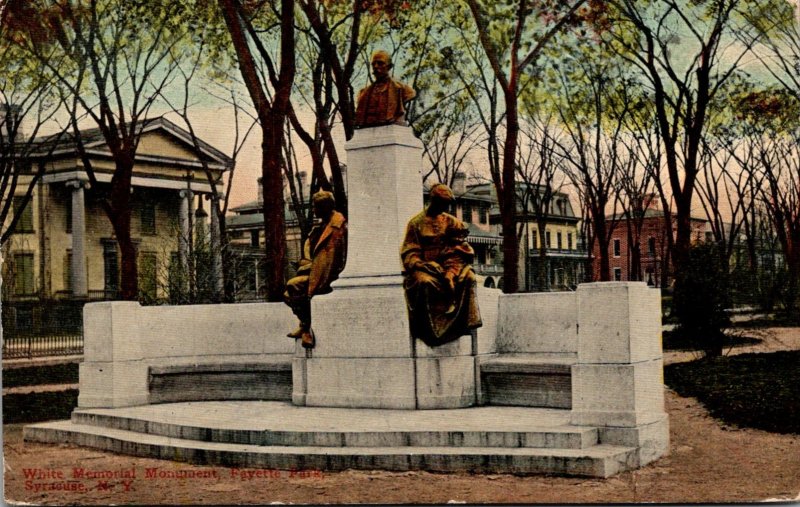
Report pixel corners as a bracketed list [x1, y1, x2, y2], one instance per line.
[665, 350, 800, 435]
[2, 363, 79, 388]
[662, 329, 761, 351]
[3, 390, 78, 424]
[3, 363, 80, 423]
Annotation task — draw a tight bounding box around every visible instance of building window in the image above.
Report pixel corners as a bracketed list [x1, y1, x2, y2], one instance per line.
[64, 251, 72, 292]
[546, 231, 551, 248]
[614, 267, 622, 281]
[138, 252, 158, 301]
[13, 253, 35, 295]
[568, 233, 573, 250]
[13, 197, 33, 233]
[648, 237, 656, 257]
[478, 205, 488, 224]
[250, 230, 259, 247]
[141, 200, 156, 235]
[168, 252, 182, 300]
[476, 246, 486, 264]
[461, 202, 472, 223]
[65, 194, 72, 233]
[531, 229, 538, 249]
[613, 238, 621, 257]
[241, 259, 257, 292]
[557, 232, 563, 250]
[103, 243, 119, 298]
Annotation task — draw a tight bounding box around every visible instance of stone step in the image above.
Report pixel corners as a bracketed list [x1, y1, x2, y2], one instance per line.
[70, 410, 599, 449]
[24, 420, 638, 478]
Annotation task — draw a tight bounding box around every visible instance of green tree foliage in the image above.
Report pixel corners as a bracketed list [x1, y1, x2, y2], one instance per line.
[0, 16, 63, 245]
[5, 0, 195, 300]
[464, 0, 587, 293]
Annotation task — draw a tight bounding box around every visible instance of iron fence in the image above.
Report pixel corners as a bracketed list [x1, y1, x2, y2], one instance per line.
[2, 300, 84, 359]
[2, 332, 83, 359]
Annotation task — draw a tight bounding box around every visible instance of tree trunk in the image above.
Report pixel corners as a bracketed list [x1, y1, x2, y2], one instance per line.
[594, 214, 610, 281]
[673, 194, 694, 278]
[261, 120, 288, 302]
[538, 225, 548, 291]
[501, 88, 519, 294]
[108, 157, 138, 301]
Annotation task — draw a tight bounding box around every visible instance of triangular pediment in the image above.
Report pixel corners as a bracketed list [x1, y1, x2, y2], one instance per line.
[33, 116, 232, 169]
[136, 130, 204, 162]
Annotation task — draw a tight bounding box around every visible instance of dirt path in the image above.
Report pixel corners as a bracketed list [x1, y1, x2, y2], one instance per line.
[664, 326, 800, 365]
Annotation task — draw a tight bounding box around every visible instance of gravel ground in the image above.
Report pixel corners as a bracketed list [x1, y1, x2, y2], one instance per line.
[3, 327, 799, 505]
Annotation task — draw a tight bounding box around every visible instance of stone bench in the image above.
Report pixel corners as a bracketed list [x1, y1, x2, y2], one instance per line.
[148, 359, 292, 404]
[479, 353, 577, 409]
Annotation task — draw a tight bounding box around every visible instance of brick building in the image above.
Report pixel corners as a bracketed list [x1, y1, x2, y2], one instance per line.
[596, 199, 707, 287]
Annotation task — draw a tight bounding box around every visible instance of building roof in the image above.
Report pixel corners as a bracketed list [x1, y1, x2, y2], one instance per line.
[226, 213, 265, 229]
[605, 208, 707, 223]
[31, 116, 233, 169]
[230, 199, 261, 214]
[227, 199, 309, 229]
[467, 223, 502, 245]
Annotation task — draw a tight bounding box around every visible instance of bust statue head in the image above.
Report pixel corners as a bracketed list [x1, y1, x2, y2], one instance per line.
[370, 50, 392, 82]
[312, 190, 336, 221]
[428, 183, 455, 215]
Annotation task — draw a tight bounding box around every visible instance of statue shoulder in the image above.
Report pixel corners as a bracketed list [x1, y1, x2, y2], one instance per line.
[330, 211, 347, 229]
[442, 212, 465, 226]
[356, 84, 371, 102]
[406, 210, 427, 227]
[391, 78, 416, 100]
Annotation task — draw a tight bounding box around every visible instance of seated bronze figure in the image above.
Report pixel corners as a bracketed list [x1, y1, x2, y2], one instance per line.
[400, 183, 482, 346]
[284, 191, 347, 349]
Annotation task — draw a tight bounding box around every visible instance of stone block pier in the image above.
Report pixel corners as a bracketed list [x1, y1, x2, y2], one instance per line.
[24, 126, 668, 477]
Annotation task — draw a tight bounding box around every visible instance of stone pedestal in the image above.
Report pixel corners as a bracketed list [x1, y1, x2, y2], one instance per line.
[292, 125, 477, 409]
[570, 282, 669, 466]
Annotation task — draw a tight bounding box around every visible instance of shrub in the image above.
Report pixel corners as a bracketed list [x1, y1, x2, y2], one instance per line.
[672, 242, 731, 358]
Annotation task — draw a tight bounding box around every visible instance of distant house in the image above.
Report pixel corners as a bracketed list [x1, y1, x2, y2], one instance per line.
[508, 184, 586, 291]
[433, 174, 504, 288]
[225, 173, 587, 296]
[432, 176, 586, 292]
[1, 117, 231, 314]
[226, 178, 308, 300]
[597, 198, 707, 287]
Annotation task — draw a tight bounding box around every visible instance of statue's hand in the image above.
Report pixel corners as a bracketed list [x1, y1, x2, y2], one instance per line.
[421, 261, 444, 277]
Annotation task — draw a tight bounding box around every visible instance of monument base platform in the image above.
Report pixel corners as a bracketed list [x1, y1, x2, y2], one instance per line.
[296, 283, 478, 409]
[23, 401, 657, 478]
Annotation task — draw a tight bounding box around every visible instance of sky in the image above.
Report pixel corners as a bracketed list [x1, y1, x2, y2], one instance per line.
[18, 0, 800, 216]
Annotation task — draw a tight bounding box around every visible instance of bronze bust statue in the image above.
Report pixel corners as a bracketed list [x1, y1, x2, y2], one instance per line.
[354, 50, 416, 128]
[400, 183, 482, 346]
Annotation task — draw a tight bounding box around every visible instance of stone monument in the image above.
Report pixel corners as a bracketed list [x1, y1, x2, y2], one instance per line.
[21, 49, 668, 479]
[292, 52, 477, 409]
[292, 124, 480, 409]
